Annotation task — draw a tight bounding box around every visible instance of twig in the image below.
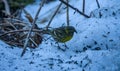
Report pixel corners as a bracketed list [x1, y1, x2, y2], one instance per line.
[6, 21, 17, 30]
[21, 0, 46, 57]
[1, 22, 26, 27]
[0, 29, 42, 37]
[5, 41, 24, 46]
[82, 0, 85, 13]
[46, 2, 62, 29]
[96, 0, 100, 8]
[59, 0, 90, 18]
[2, 0, 11, 16]
[2, 17, 37, 47]
[29, 38, 38, 47]
[23, 9, 33, 23]
[66, 0, 69, 26]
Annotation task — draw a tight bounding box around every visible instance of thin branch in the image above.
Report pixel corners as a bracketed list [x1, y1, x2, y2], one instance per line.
[3, 18, 28, 24]
[82, 0, 85, 13]
[21, 0, 46, 57]
[0, 29, 42, 37]
[5, 41, 24, 46]
[2, 0, 11, 15]
[46, 2, 62, 29]
[66, 0, 69, 26]
[6, 21, 17, 30]
[59, 0, 90, 18]
[96, 0, 100, 8]
[29, 38, 38, 47]
[23, 9, 33, 23]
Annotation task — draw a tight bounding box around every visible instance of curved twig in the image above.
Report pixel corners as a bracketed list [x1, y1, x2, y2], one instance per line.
[0, 29, 42, 37]
[21, 0, 46, 57]
[66, 0, 69, 26]
[96, 0, 100, 8]
[59, 0, 90, 18]
[46, 2, 62, 29]
[2, 0, 11, 15]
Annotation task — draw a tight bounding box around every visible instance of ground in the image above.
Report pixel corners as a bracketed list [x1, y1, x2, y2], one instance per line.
[0, 0, 120, 71]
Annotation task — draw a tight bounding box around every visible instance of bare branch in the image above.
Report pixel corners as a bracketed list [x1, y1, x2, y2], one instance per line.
[46, 2, 62, 29]
[82, 0, 85, 13]
[59, 0, 90, 18]
[66, 0, 69, 26]
[96, 0, 100, 8]
[0, 29, 42, 37]
[21, 0, 46, 57]
[23, 9, 33, 23]
[2, 0, 11, 15]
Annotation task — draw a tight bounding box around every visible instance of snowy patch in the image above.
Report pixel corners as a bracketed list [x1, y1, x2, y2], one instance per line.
[0, 0, 120, 71]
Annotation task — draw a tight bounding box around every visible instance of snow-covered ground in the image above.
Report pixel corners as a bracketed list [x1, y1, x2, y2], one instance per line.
[0, 0, 120, 71]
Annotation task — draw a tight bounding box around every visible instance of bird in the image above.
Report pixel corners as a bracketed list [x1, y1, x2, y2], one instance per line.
[46, 26, 77, 43]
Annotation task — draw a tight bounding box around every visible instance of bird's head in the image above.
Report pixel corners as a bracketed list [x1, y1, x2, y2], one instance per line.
[65, 26, 77, 34]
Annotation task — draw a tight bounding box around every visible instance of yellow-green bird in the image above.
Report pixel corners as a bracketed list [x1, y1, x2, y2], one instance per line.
[46, 26, 77, 43]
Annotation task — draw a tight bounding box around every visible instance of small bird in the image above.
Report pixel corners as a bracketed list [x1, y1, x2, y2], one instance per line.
[46, 26, 77, 43]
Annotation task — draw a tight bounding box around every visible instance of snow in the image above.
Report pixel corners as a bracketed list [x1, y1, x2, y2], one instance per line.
[0, 0, 120, 71]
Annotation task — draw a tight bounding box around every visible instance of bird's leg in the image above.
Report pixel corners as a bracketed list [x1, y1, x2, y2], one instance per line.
[64, 43, 69, 49]
[56, 42, 66, 51]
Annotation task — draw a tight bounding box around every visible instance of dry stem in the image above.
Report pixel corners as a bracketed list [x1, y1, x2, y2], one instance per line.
[59, 0, 90, 18]
[21, 0, 46, 57]
[46, 2, 62, 29]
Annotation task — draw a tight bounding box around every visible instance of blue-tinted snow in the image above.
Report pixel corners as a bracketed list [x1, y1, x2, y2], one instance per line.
[0, 0, 120, 71]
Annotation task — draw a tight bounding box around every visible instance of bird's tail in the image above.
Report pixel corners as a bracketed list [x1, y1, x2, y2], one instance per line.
[41, 28, 53, 35]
